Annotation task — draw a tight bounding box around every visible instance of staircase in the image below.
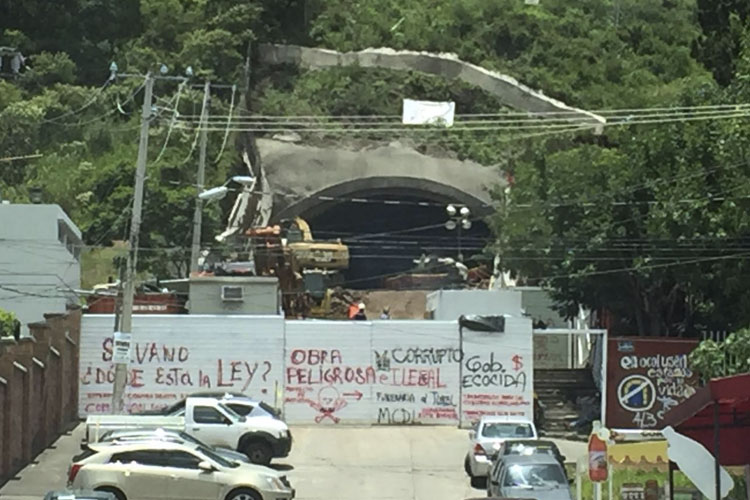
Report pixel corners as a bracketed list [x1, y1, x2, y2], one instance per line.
[534, 369, 599, 440]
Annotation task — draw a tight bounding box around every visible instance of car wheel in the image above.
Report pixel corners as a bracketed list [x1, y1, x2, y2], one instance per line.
[470, 476, 486, 489]
[95, 486, 126, 500]
[244, 440, 272, 465]
[226, 487, 262, 500]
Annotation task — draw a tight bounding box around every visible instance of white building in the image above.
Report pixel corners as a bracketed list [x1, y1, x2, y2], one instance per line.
[0, 204, 82, 335]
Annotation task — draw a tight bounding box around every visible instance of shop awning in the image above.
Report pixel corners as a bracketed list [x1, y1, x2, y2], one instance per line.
[608, 441, 668, 466]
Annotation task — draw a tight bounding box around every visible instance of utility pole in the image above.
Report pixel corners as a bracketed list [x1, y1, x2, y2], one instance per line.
[111, 73, 154, 414]
[190, 81, 211, 274]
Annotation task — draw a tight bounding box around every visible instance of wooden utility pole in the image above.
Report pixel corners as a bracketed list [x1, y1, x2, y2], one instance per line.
[190, 81, 211, 274]
[111, 73, 154, 414]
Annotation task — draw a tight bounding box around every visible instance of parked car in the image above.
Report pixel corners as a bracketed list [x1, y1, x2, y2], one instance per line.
[96, 428, 251, 463]
[490, 439, 566, 468]
[464, 416, 537, 487]
[487, 454, 572, 500]
[68, 440, 294, 500]
[84, 397, 291, 465]
[44, 491, 115, 500]
[138, 392, 283, 420]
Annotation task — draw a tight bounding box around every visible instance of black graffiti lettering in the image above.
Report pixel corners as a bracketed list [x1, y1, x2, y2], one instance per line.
[389, 347, 463, 365]
[462, 371, 527, 391]
[464, 353, 504, 373]
[430, 391, 455, 407]
[376, 392, 416, 402]
[377, 407, 416, 425]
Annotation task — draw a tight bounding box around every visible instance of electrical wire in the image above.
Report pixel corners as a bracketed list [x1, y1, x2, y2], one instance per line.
[41, 77, 113, 124]
[153, 80, 188, 164]
[48, 81, 147, 128]
[212, 84, 237, 165]
[173, 110, 750, 133]
[176, 103, 750, 120]
[185, 106, 750, 128]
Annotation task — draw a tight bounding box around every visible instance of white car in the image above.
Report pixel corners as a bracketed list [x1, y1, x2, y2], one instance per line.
[85, 397, 291, 465]
[68, 440, 294, 500]
[96, 428, 251, 464]
[463, 416, 537, 487]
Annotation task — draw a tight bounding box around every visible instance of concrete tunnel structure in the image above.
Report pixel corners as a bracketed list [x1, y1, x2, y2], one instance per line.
[218, 45, 604, 284]
[257, 138, 499, 221]
[250, 44, 604, 224]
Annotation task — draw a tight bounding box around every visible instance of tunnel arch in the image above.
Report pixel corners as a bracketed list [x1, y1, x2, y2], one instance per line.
[274, 176, 494, 222]
[256, 138, 501, 223]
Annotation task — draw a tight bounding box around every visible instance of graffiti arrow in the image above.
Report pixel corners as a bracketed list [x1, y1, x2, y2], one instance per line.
[343, 390, 363, 400]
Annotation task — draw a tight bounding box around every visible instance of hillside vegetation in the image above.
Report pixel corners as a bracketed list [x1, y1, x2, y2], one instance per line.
[3, 1, 750, 334]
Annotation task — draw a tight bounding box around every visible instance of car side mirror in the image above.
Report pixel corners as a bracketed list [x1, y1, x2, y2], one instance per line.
[569, 477, 575, 484]
[469, 430, 476, 439]
[561, 455, 567, 462]
[198, 461, 215, 473]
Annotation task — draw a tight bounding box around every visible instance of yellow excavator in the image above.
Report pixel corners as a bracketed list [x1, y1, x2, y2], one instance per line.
[247, 217, 349, 317]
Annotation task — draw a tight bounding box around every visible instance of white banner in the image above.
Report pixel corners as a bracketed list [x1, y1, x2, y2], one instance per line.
[402, 99, 455, 127]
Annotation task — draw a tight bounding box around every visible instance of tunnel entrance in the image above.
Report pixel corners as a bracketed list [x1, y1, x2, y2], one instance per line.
[305, 194, 492, 289]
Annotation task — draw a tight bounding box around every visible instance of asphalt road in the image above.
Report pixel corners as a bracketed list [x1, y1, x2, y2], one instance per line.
[0, 425, 586, 500]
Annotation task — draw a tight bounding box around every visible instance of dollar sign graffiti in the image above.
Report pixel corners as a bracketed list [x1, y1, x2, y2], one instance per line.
[512, 354, 523, 371]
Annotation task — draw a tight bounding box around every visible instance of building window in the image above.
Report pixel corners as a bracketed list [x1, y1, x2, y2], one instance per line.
[221, 285, 243, 302]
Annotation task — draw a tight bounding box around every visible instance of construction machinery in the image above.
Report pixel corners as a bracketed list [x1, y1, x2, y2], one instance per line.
[246, 217, 349, 317]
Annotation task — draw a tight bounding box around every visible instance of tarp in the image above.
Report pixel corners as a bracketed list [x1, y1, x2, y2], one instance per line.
[661, 373, 750, 466]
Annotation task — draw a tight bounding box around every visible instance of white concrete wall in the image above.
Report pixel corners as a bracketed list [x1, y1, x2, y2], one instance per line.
[426, 289, 523, 320]
[79, 315, 534, 426]
[0, 204, 81, 335]
[79, 315, 285, 415]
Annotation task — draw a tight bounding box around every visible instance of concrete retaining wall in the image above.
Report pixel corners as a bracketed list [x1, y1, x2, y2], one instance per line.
[0, 307, 81, 485]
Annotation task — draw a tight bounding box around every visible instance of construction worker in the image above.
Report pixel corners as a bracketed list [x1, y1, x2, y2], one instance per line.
[353, 303, 367, 320]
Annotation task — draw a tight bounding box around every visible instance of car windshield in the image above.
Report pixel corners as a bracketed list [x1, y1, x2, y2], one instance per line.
[219, 403, 242, 421]
[259, 401, 281, 419]
[196, 445, 238, 468]
[165, 400, 186, 415]
[506, 443, 556, 457]
[177, 431, 204, 446]
[503, 464, 567, 488]
[482, 423, 533, 438]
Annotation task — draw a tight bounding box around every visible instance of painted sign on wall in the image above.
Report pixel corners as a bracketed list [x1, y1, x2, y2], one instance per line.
[460, 317, 533, 424]
[79, 315, 533, 426]
[79, 316, 284, 415]
[606, 337, 698, 429]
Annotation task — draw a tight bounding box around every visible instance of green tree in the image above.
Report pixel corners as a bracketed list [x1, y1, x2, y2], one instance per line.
[690, 328, 750, 381]
[493, 80, 750, 335]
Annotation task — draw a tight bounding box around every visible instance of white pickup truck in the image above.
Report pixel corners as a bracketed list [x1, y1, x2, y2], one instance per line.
[84, 397, 291, 465]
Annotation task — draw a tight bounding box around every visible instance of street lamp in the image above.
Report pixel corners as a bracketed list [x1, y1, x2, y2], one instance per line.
[192, 175, 256, 272]
[445, 204, 471, 262]
[197, 175, 256, 201]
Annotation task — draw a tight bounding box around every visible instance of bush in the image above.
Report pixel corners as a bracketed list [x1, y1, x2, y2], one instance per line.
[0, 308, 21, 340]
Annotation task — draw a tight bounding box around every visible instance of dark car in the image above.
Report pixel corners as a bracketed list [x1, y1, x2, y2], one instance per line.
[492, 439, 566, 466]
[44, 491, 116, 500]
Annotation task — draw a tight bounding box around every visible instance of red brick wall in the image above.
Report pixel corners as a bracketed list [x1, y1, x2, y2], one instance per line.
[0, 307, 81, 485]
